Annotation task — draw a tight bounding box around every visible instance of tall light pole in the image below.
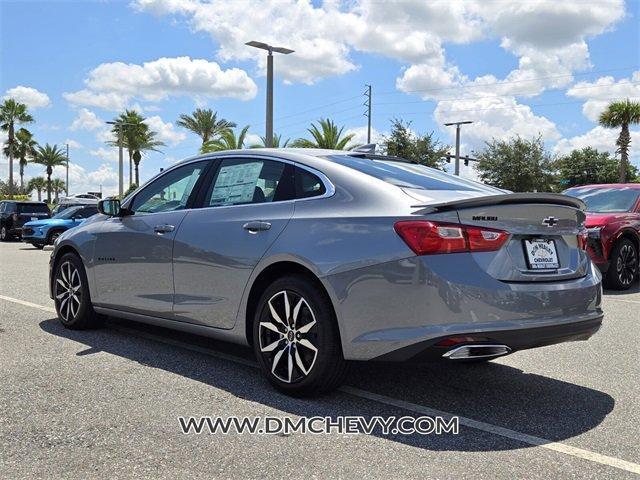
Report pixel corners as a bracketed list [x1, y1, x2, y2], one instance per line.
[246, 41, 294, 148]
[444, 121, 473, 176]
[106, 121, 135, 197]
[65, 143, 69, 196]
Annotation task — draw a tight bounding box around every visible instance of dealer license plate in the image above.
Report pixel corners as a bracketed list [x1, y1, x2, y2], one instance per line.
[524, 239, 560, 270]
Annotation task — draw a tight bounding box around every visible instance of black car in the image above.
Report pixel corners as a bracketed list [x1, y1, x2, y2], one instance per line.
[0, 200, 51, 241]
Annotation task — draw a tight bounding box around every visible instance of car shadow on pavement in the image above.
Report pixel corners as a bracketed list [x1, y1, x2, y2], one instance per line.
[603, 282, 640, 295]
[39, 317, 614, 453]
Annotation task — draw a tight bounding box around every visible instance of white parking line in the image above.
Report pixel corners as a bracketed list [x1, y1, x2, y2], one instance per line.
[1, 293, 639, 475]
[0, 294, 56, 313]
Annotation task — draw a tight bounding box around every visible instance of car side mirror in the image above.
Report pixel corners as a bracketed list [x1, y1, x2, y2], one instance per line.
[98, 199, 122, 217]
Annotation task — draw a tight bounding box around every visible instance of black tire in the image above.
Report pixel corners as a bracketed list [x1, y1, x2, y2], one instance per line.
[252, 274, 348, 397]
[53, 253, 103, 329]
[47, 229, 65, 245]
[604, 238, 638, 290]
[0, 225, 9, 242]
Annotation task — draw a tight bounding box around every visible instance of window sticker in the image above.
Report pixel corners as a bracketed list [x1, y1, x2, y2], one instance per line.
[210, 162, 263, 206]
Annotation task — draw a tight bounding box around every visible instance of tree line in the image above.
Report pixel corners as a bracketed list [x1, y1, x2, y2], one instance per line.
[2, 97, 638, 200]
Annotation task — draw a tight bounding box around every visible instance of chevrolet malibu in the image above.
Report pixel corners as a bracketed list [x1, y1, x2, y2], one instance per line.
[49, 149, 603, 396]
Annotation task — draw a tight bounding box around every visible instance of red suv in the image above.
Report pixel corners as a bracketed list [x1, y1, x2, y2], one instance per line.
[564, 184, 640, 290]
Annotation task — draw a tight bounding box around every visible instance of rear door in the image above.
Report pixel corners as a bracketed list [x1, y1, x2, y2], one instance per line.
[172, 156, 295, 328]
[92, 160, 209, 316]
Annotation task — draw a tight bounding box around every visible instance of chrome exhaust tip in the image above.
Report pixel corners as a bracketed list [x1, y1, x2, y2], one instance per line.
[443, 344, 511, 360]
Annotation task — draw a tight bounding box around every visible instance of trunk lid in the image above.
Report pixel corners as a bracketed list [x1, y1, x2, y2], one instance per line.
[414, 193, 589, 282]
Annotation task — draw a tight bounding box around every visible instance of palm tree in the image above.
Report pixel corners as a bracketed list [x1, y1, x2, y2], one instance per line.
[3, 128, 38, 191]
[598, 99, 640, 182]
[131, 128, 164, 186]
[27, 176, 47, 201]
[51, 178, 67, 203]
[250, 134, 290, 148]
[201, 125, 250, 152]
[176, 108, 236, 147]
[109, 110, 164, 186]
[0, 99, 34, 197]
[290, 119, 356, 150]
[34, 144, 67, 203]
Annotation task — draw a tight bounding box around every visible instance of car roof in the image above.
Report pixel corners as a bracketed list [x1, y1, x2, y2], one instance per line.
[566, 183, 640, 189]
[1, 200, 47, 204]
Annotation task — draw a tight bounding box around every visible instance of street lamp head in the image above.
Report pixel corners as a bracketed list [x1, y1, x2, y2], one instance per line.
[246, 40, 294, 55]
[444, 121, 473, 127]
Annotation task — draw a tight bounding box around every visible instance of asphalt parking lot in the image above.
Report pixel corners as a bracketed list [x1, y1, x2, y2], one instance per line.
[1, 241, 639, 479]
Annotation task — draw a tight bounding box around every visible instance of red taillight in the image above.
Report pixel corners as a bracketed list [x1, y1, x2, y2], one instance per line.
[577, 230, 588, 250]
[394, 221, 509, 255]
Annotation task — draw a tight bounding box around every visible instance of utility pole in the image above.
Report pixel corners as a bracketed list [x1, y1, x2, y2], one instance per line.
[444, 121, 473, 176]
[65, 143, 69, 196]
[364, 85, 372, 143]
[246, 41, 294, 148]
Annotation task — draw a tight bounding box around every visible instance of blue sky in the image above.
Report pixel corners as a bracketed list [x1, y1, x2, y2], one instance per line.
[1, 0, 639, 195]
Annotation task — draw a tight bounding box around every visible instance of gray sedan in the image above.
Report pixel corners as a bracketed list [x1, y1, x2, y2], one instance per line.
[49, 149, 603, 396]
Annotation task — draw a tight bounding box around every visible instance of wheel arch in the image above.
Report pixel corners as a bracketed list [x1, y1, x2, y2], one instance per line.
[46, 226, 68, 243]
[614, 228, 639, 256]
[242, 259, 342, 348]
[50, 244, 86, 297]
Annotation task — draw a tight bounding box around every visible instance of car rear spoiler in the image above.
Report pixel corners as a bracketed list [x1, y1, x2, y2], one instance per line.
[413, 193, 586, 214]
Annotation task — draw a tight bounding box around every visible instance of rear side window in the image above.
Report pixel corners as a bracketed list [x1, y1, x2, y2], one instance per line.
[18, 203, 50, 214]
[205, 158, 294, 207]
[295, 167, 326, 199]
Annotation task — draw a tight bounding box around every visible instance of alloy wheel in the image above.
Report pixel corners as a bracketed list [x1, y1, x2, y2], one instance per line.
[617, 244, 638, 287]
[0, 227, 6, 240]
[258, 290, 319, 383]
[55, 261, 82, 322]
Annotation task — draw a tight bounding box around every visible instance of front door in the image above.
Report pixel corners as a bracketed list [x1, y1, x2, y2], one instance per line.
[92, 161, 209, 316]
[172, 157, 295, 328]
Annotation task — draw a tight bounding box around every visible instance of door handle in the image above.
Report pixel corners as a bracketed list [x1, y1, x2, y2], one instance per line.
[154, 224, 175, 234]
[243, 221, 271, 233]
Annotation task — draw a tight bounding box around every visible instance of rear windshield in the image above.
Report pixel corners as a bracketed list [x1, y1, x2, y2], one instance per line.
[564, 186, 640, 213]
[326, 155, 503, 193]
[17, 203, 50, 214]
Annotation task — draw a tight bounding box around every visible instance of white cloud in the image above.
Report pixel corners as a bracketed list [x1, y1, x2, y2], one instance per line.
[344, 125, 382, 146]
[70, 108, 103, 131]
[64, 139, 83, 150]
[90, 147, 119, 163]
[64, 56, 257, 111]
[146, 115, 186, 146]
[566, 71, 640, 121]
[434, 95, 560, 152]
[50, 162, 119, 196]
[554, 125, 640, 162]
[133, 0, 625, 97]
[3, 86, 51, 109]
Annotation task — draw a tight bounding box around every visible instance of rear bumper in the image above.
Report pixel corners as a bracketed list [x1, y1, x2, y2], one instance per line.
[373, 315, 603, 362]
[325, 254, 603, 361]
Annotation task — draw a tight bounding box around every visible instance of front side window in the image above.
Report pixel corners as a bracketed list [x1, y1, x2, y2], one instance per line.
[131, 161, 208, 214]
[205, 158, 293, 207]
[76, 206, 98, 218]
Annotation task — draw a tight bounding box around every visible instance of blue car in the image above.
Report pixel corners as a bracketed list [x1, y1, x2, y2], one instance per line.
[22, 205, 98, 249]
